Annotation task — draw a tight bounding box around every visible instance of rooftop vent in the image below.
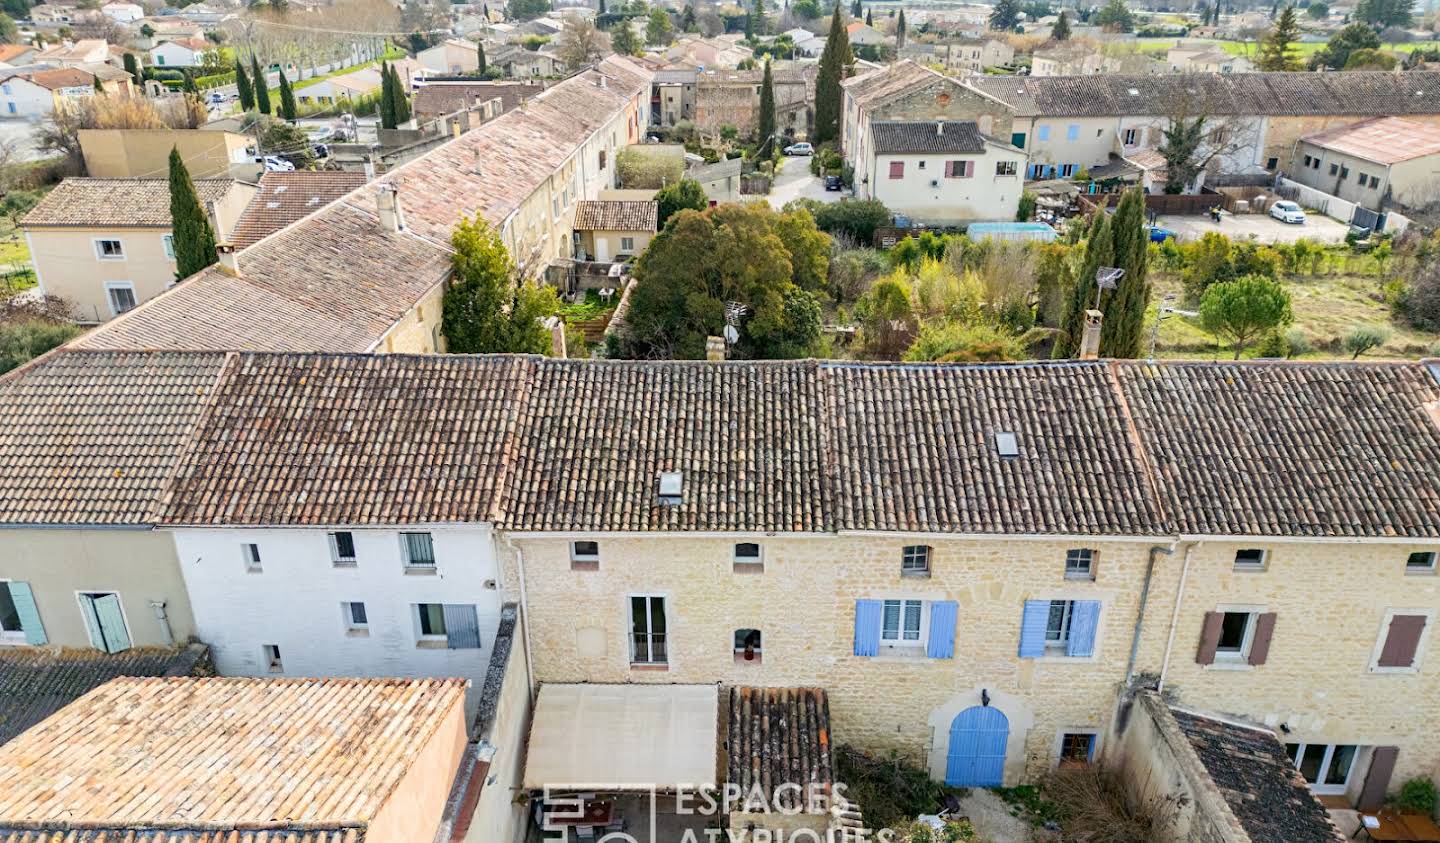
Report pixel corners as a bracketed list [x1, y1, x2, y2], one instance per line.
[658, 471, 684, 505]
[995, 432, 1019, 458]
[1128, 88, 1139, 96]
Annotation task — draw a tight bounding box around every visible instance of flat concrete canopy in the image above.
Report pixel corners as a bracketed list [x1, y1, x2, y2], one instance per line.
[523, 683, 719, 791]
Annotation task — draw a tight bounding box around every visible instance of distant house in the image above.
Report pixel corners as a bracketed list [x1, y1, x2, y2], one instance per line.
[417, 38, 481, 75]
[149, 37, 217, 68]
[846, 21, 888, 46]
[0, 45, 38, 68]
[101, 1, 143, 22]
[1291, 116, 1440, 211]
[411, 79, 548, 123]
[229, 170, 367, 248]
[0, 67, 119, 118]
[572, 199, 657, 262]
[493, 46, 564, 78]
[690, 156, 742, 203]
[1030, 41, 1107, 76]
[35, 38, 111, 67]
[1168, 45, 1253, 73]
[943, 37, 1014, 74]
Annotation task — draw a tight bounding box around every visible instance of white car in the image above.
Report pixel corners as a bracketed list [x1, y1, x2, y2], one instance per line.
[259, 155, 295, 172]
[783, 142, 813, 156]
[1269, 200, 1306, 224]
[305, 126, 334, 143]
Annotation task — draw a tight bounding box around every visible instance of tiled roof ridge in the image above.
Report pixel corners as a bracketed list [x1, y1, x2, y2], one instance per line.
[148, 350, 238, 522]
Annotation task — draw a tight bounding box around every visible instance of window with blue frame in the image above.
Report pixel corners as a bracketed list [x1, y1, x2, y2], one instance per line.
[1019, 599, 1100, 658]
[1061, 164, 1077, 178]
[1066, 124, 1079, 141]
[853, 598, 957, 659]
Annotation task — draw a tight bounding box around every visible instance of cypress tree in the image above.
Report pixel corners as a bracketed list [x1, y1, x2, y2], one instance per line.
[392, 64, 411, 123]
[168, 146, 217, 281]
[379, 61, 395, 129]
[123, 52, 141, 89]
[1257, 5, 1303, 71]
[758, 59, 775, 149]
[477, 42, 487, 74]
[182, 69, 197, 94]
[813, 4, 851, 144]
[1099, 188, 1150, 358]
[277, 68, 297, 121]
[1057, 211, 1113, 358]
[251, 56, 271, 114]
[752, 0, 765, 35]
[235, 59, 254, 111]
[865, 8, 871, 25]
[93, 74, 104, 93]
[850, 0, 859, 15]
[1052, 10, 1071, 39]
[896, 8, 906, 47]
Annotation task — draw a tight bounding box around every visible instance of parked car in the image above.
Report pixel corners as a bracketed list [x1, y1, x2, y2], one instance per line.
[207, 92, 224, 105]
[1147, 226, 1176, 243]
[305, 126, 334, 143]
[784, 142, 813, 156]
[1269, 200, 1306, 224]
[312, 143, 329, 159]
[258, 155, 295, 172]
[824, 175, 842, 191]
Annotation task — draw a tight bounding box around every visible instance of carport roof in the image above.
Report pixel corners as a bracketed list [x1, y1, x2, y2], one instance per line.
[524, 684, 719, 790]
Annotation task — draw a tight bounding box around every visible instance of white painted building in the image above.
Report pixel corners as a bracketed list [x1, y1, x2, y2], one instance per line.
[101, 2, 143, 22]
[171, 525, 504, 714]
[860, 119, 1027, 223]
[150, 39, 215, 69]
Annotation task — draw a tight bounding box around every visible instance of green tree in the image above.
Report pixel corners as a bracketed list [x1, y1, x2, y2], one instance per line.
[790, 197, 890, 243]
[1099, 188, 1150, 358]
[181, 70, 198, 94]
[655, 178, 707, 228]
[1356, 0, 1409, 28]
[251, 55, 271, 114]
[379, 61, 396, 128]
[1057, 210, 1112, 358]
[854, 274, 915, 358]
[235, 59, 254, 111]
[813, 4, 852, 144]
[646, 7, 673, 44]
[0, 13, 18, 44]
[477, 42, 487, 73]
[93, 74, 104, 93]
[1311, 22, 1380, 68]
[123, 52, 142, 89]
[1156, 113, 1207, 194]
[168, 146, 217, 280]
[1307, 1, 1328, 16]
[1257, 5, 1303, 69]
[260, 118, 314, 168]
[988, 0, 1019, 30]
[1344, 47, 1396, 68]
[507, 0, 551, 19]
[277, 68, 297, 120]
[896, 8, 906, 47]
[1200, 275, 1293, 358]
[1052, 9, 1070, 39]
[850, 0, 859, 15]
[904, 321, 1024, 362]
[0, 320, 80, 374]
[1092, 0, 1134, 31]
[612, 21, 641, 55]
[1343, 324, 1390, 358]
[751, 0, 765, 35]
[442, 215, 558, 353]
[390, 64, 411, 122]
[758, 60, 776, 147]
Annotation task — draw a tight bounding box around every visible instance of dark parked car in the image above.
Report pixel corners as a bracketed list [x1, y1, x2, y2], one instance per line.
[824, 175, 842, 191]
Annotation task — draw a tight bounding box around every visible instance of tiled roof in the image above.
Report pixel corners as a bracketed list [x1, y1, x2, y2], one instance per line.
[967, 71, 1440, 118]
[727, 687, 833, 799]
[572, 199, 657, 231]
[1171, 707, 1345, 843]
[871, 120, 985, 154]
[1301, 115, 1440, 165]
[1116, 361, 1440, 537]
[0, 644, 210, 746]
[26, 67, 94, 90]
[0, 350, 228, 525]
[22, 178, 239, 228]
[0, 829, 362, 842]
[826, 361, 1165, 535]
[76, 56, 652, 354]
[229, 171, 368, 248]
[841, 60, 950, 110]
[411, 80, 547, 117]
[0, 677, 464, 837]
[159, 353, 532, 526]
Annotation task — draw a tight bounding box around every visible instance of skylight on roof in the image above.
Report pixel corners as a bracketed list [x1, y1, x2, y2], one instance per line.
[995, 432, 1019, 458]
[658, 471, 684, 505]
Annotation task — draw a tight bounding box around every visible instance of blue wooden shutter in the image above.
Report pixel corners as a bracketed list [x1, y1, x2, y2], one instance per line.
[443, 604, 481, 649]
[1018, 600, 1050, 658]
[9, 582, 46, 645]
[1066, 600, 1100, 657]
[854, 600, 882, 657]
[927, 600, 958, 659]
[93, 593, 131, 653]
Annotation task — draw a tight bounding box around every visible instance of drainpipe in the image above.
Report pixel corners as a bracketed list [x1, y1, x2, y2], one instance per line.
[1125, 543, 1175, 686]
[148, 600, 174, 647]
[1158, 540, 1199, 694]
[501, 532, 537, 699]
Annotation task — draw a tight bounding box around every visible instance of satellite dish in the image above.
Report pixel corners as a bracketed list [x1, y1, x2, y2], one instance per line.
[723, 325, 739, 345]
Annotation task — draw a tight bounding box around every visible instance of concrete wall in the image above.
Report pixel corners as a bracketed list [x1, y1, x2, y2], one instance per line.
[503, 534, 1158, 784]
[171, 525, 504, 716]
[0, 527, 195, 649]
[370, 691, 471, 843]
[464, 609, 532, 843]
[868, 146, 1026, 223]
[1277, 176, 1359, 223]
[80, 129, 251, 179]
[578, 228, 652, 262]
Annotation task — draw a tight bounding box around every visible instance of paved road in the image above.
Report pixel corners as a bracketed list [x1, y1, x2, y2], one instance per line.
[1159, 211, 1352, 244]
[767, 156, 846, 209]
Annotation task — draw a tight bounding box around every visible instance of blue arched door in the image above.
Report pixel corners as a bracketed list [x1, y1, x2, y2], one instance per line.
[945, 705, 1009, 787]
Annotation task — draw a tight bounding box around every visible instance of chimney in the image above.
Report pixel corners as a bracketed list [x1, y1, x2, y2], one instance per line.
[205, 199, 226, 240]
[375, 183, 405, 233]
[545, 316, 567, 358]
[1079, 309, 1103, 360]
[936, 120, 944, 136]
[216, 242, 238, 273]
[451, 118, 462, 139]
[473, 148, 483, 176]
[706, 335, 726, 361]
[363, 156, 376, 182]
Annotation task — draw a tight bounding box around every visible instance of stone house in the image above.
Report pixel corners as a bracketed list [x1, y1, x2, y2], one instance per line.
[693, 66, 811, 139]
[571, 199, 656, 261]
[942, 37, 1015, 74]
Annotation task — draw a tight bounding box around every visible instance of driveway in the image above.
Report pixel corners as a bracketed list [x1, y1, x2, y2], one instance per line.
[1157, 211, 1351, 245]
[767, 157, 844, 209]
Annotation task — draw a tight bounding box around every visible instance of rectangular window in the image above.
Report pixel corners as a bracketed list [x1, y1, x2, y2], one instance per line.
[1284, 743, 1358, 794]
[733, 542, 763, 572]
[1407, 552, 1436, 574]
[1010, 131, 1026, 149]
[1340, 165, 1350, 180]
[735, 627, 762, 663]
[77, 592, 130, 653]
[1064, 548, 1095, 580]
[901, 545, 931, 576]
[1060, 732, 1096, 764]
[1358, 172, 1369, 186]
[417, 603, 447, 638]
[995, 160, 1016, 176]
[888, 161, 904, 179]
[94, 239, 124, 260]
[1375, 612, 1428, 670]
[1233, 548, 1266, 571]
[1065, 123, 1079, 141]
[1266, 157, 1279, 169]
[918, 160, 927, 170]
[1216, 611, 1256, 659]
[1037, 125, 1050, 142]
[343, 601, 368, 634]
[1060, 164, 1077, 178]
[0, 583, 21, 639]
[571, 540, 600, 570]
[630, 595, 668, 665]
[620, 236, 635, 252]
[1329, 162, 1339, 175]
[262, 644, 283, 672]
[1371, 175, 1382, 189]
[241, 543, 262, 572]
[105, 282, 137, 316]
[162, 233, 175, 259]
[1303, 155, 1313, 167]
[1046, 600, 1073, 650]
[599, 149, 607, 169]
[881, 598, 924, 645]
[401, 532, 435, 568]
[1123, 128, 1139, 146]
[945, 160, 973, 178]
[329, 531, 356, 565]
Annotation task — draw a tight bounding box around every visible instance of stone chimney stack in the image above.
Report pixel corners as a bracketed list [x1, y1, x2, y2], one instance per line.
[1079, 309, 1103, 360]
[216, 243, 239, 273]
[205, 199, 226, 241]
[706, 336, 726, 361]
[363, 157, 376, 182]
[937, 121, 944, 136]
[375, 183, 405, 233]
[545, 316, 567, 358]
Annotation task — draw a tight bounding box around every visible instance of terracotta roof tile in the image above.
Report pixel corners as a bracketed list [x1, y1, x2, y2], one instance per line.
[572, 199, 657, 231]
[871, 120, 985, 154]
[0, 677, 464, 837]
[411, 80, 547, 118]
[229, 171, 368, 248]
[727, 687, 833, 797]
[22, 178, 239, 228]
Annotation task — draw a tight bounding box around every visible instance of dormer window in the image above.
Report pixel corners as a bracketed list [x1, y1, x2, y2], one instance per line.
[658, 471, 683, 505]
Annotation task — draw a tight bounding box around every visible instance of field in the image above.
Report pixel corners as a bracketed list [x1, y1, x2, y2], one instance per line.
[1130, 36, 1440, 60]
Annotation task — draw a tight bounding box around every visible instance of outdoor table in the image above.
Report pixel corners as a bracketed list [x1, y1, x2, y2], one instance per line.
[1362, 810, 1440, 842]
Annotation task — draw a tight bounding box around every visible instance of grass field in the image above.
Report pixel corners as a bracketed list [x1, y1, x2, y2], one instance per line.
[1131, 35, 1440, 60]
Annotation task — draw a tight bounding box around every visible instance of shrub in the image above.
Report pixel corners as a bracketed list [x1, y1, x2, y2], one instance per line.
[1255, 328, 1289, 358]
[0, 319, 80, 374]
[1043, 764, 1184, 843]
[1393, 777, 1438, 816]
[1017, 190, 1036, 222]
[829, 247, 888, 302]
[805, 199, 890, 244]
[1343, 324, 1390, 359]
[1285, 327, 1313, 358]
[904, 320, 1024, 362]
[616, 146, 683, 189]
[834, 744, 955, 831]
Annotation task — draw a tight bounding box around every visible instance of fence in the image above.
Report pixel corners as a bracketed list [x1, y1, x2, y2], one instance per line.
[1143, 193, 1234, 216]
[1277, 177, 1358, 226]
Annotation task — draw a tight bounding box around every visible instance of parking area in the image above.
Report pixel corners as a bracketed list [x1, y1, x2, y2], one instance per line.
[1157, 211, 1352, 244]
[766, 157, 844, 209]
